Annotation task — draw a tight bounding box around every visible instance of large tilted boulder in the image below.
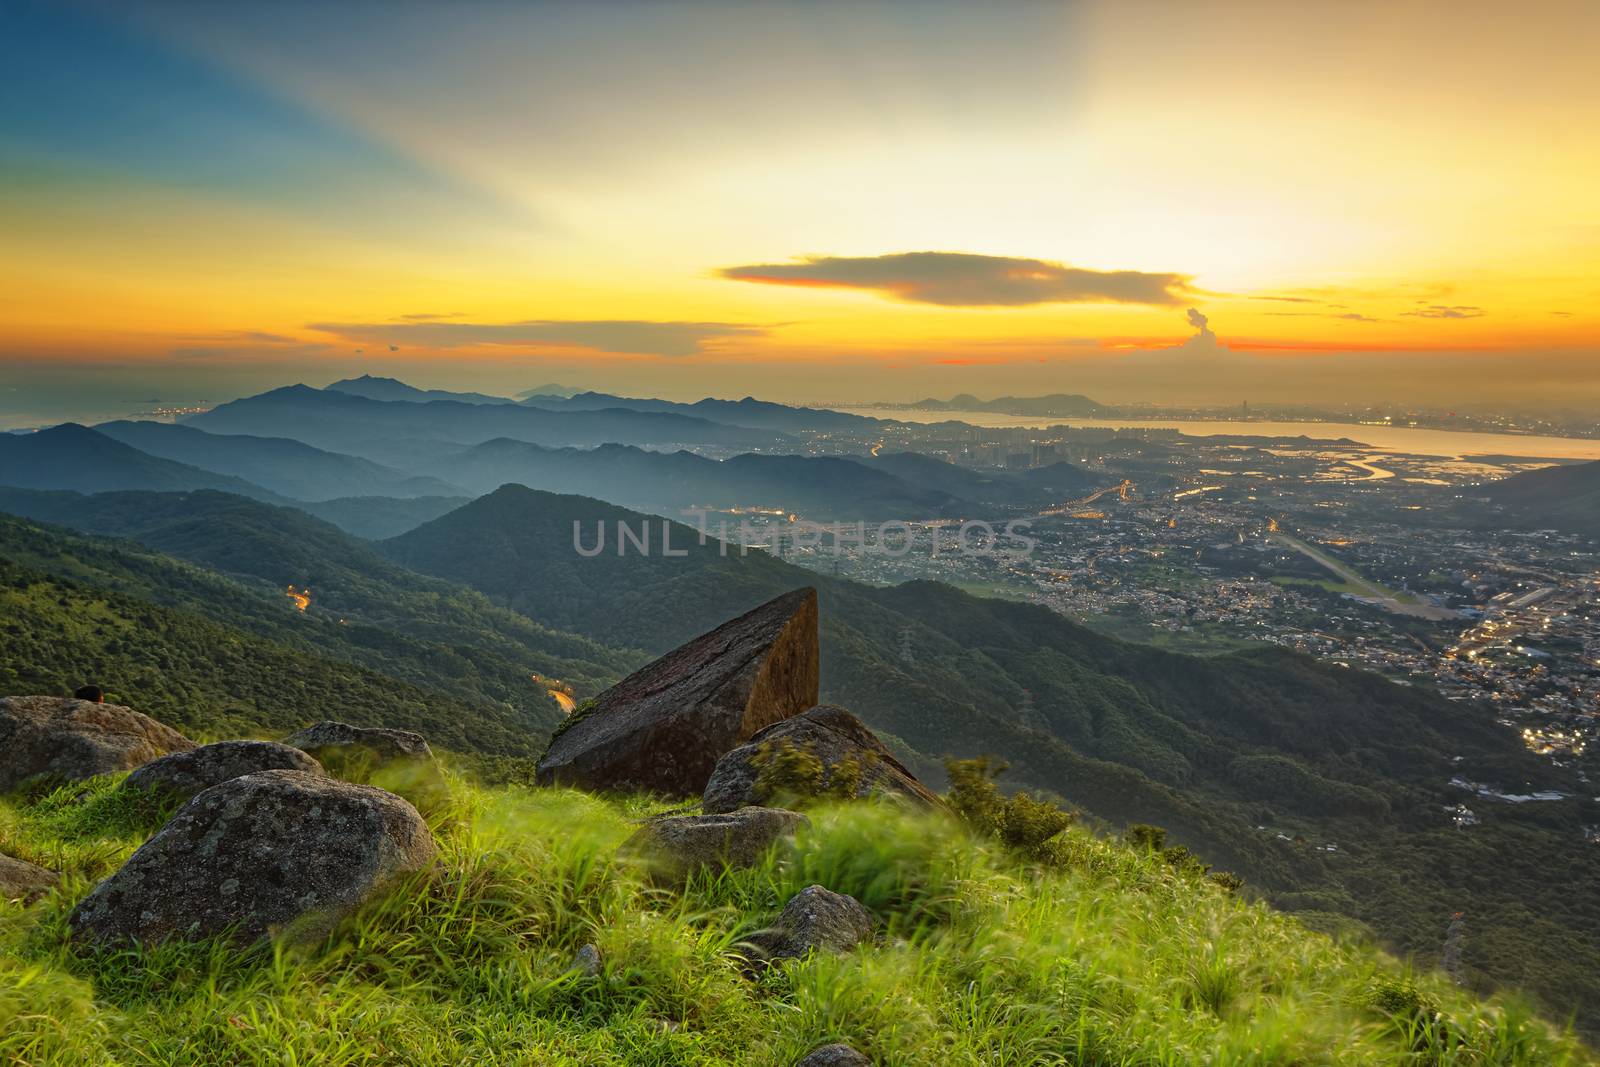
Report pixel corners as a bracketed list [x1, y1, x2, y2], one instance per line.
[124, 741, 325, 801]
[703, 704, 942, 814]
[1, 852, 58, 904]
[797, 1045, 871, 1067]
[537, 588, 820, 796]
[0, 696, 194, 793]
[745, 885, 876, 963]
[69, 769, 436, 945]
[623, 806, 810, 881]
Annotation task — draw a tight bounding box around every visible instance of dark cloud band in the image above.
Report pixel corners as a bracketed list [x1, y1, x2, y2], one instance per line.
[309, 319, 764, 357]
[719, 251, 1190, 307]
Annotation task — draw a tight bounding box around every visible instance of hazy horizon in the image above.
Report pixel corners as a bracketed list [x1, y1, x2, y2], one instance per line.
[4, 0, 1598, 418]
[3, 2, 1600, 419]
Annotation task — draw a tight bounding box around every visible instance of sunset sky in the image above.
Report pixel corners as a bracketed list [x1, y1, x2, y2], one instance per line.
[2, 0, 1597, 423]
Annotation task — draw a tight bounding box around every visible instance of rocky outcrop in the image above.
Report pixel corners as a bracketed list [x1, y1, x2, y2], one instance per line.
[623, 806, 809, 881]
[279, 721, 444, 807]
[569, 943, 603, 978]
[797, 1045, 871, 1067]
[69, 769, 436, 945]
[703, 704, 942, 814]
[537, 588, 820, 796]
[745, 885, 875, 963]
[124, 741, 325, 800]
[279, 721, 433, 769]
[0, 852, 58, 904]
[0, 696, 194, 793]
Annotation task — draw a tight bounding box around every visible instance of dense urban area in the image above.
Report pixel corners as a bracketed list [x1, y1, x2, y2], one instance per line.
[697, 417, 1600, 798]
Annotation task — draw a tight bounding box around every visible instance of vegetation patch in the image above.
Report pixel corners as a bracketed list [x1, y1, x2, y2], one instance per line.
[2, 769, 1587, 1065]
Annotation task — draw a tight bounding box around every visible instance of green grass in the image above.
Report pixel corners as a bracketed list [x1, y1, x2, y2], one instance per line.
[946, 578, 1032, 603]
[1269, 575, 1370, 597]
[1, 773, 1591, 1066]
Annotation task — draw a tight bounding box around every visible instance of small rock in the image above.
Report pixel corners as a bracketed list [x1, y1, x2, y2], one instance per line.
[703, 704, 942, 814]
[280, 721, 444, 804]
[746, 885, 875, 962]
[0, 696, 194, 793]
[0, 852, 58, 904]
[280, 721, 433, 768]
[797, 1044, 871, 1067]
[124, 741, 324, 801]
[538, 588, 820, 797]
[623, 806, 809, 881]
[69, 769, 436, 945]
[569, 942, 602, 978]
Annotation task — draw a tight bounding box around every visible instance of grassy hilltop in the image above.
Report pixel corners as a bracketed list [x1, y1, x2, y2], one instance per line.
[1, 765, 1589, 1066]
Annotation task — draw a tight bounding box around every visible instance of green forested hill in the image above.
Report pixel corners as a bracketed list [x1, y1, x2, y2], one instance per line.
[0, 511, 643, 751]
[1480, 458, 1600, 532]
[0, 553, 541, 752]
[0, 489, 642, 699]
[296, 494, 472, 539]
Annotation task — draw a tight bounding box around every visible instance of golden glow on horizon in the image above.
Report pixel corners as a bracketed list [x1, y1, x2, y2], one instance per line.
[1, 0, 1597, 408]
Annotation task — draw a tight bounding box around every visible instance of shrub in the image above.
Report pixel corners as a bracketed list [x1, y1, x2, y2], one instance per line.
[749, 740, 875, 809]
[1123, 823, 1167, 852]
[1124, 823, 1244, 891]
[943, 757, 1073, 862]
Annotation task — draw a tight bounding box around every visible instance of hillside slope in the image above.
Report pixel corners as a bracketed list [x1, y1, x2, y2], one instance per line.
[383, 484, 1600, 1028]
[0, 503, 643, 746]
[296, 494, 473, 538]
[94, 421, 464, 501]
[1480, 459, 1600, 532]
[2, 484, 1594, 1033]
[0, 540, 548, 752]
[3, 782, 1587, 1065]
[0, 424, 279, 499]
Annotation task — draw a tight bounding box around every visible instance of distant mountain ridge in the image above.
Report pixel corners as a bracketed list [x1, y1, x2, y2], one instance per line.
[182, 384, 790, 463]
[412, 437, 1107, 519]
[6, 390, 1104, 530]
[416, 439, 972, 519]
[325, 374, 515, 405]
[518, 390, 889, 432]
[94, 420, 465, 501]
[515, 382, 583, 399]
[0, 424, 281, 500]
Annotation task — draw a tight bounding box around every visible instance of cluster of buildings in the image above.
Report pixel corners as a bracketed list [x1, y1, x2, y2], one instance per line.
[784, 421, 1600, 775]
